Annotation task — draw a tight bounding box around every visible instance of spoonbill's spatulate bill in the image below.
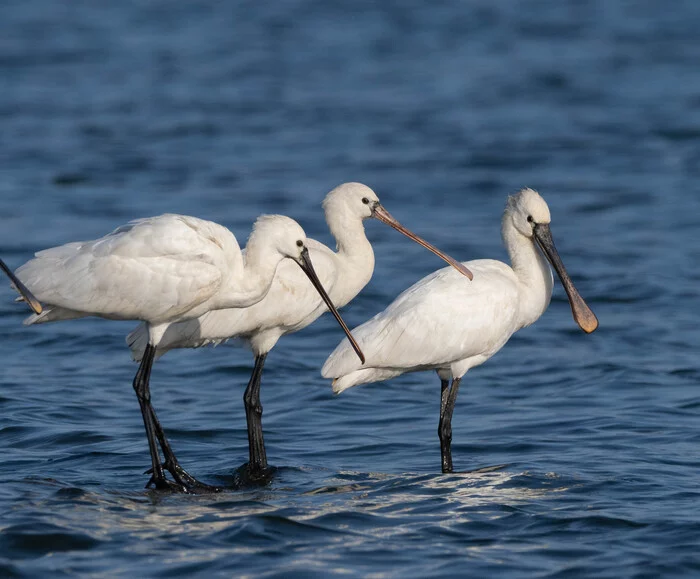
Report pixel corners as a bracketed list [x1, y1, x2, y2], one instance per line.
[126, 182, 471, 479]
[322, 188, 598, 473]
[0, 258, 42, 314]
[17, 213, 362, 493]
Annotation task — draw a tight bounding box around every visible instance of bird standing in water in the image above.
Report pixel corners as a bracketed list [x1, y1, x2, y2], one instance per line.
[17, 213, 362, 492]
[127, 183, 472, 479]
[323, 188, 598, 473]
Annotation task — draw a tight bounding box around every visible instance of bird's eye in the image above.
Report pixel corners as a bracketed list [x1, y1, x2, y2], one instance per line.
[527, 215, 534, 223]
[362, 197, 370, 204]
[296, 240, 304, 247]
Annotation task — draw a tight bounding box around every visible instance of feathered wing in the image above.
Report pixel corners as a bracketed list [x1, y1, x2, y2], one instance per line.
[126, 309, 241, 361]
[18, 214, 240, 325]
[126, 238, 340, 361]
[321, 260, 521, 389]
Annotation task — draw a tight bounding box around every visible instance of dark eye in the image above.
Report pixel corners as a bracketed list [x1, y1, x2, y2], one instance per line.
[527, 215, 534, 223]
[362, 197, 370, 204]
[296, 240, 303, 247]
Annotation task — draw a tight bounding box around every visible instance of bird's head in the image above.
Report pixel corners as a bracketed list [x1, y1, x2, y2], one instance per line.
[505, 187, 552, 239]
[322, 182, 380, 222]
[247, 214, 309, 262]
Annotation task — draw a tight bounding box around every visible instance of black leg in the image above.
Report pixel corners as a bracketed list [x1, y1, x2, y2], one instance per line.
[132, 344, 172, 490]
[438, 377, 462, 474]
[147, 405, 221, 493]
[134, 344, 215, 493]
[438, 377, 451, 473]
[439, 377, 449, 421]
[243, 353, 268, 477]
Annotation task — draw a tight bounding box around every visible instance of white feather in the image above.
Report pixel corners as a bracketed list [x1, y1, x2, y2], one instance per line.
[321, 189, 570, 392]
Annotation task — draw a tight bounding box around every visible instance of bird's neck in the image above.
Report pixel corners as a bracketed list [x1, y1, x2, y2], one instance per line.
[326, 212, 375, 307]
[218, 245, 282, 310]
[503, 221, 554, 329]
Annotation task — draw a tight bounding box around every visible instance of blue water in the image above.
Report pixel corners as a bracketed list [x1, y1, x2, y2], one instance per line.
[2, 0, 700, 576]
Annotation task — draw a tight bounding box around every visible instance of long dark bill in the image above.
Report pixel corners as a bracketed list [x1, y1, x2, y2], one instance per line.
[296, 247, 366, 364]
[533, 223, 598, 334]
[0, 259, 42, 315]
[372, 204, 473, 280]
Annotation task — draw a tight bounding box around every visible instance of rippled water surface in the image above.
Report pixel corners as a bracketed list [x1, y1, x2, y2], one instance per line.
[2, 0, 700, 576]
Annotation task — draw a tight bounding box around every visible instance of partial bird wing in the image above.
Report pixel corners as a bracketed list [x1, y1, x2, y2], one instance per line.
[18, 214, 240, 323]
[322, 260, 520, 379]
[126, 237, 341, 360]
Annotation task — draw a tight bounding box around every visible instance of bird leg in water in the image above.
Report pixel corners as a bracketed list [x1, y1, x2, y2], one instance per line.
[135, 344, 217, 493]
[147, 405, 221, 493]
[133, 344, 172, 490]
[438, 377, 462, 474]
[243, 353, 269, 478]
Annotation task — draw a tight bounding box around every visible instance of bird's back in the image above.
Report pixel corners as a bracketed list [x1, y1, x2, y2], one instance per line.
[322, 259, 522, 385]
[18, 214, 242, 325]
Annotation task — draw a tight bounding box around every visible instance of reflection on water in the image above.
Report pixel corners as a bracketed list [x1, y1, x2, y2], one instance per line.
[6, 466, 576, 562]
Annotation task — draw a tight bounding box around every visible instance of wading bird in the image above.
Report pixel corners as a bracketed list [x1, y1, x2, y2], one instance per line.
[322, 188, 598, 473]
[16, 213, 362, 492]
[1, 258, 42, 314]
[127, 183, 472, 479]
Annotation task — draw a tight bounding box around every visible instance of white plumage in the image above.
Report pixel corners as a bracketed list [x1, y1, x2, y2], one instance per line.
[125, 182, 471, 478]
[325, 260, 522, 392]
[322, 188, 598, 473]
[18, 214, 311, 338]
[15, 212, 334, 492]
[125, 235, 342, 358]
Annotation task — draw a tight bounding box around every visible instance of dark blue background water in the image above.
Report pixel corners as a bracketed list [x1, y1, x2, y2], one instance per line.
[2, 0, 700, 576]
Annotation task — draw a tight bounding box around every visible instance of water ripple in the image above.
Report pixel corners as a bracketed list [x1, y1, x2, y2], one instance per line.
[3, 0, 700, 576]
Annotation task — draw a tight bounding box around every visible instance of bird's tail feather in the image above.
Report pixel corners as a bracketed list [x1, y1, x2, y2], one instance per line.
[126, 322, 228, 362]
[331, 368, 402, 394]
[23, 306, 89, 326]
[126, 323, 152, 362]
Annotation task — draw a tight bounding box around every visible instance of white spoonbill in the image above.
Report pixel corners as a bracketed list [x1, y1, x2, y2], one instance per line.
[16, 213, 363, 492]
[322, 188, 598, 473]
[0, 257, 42, 314]
[126, 182, 472, 479]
